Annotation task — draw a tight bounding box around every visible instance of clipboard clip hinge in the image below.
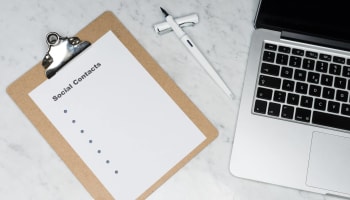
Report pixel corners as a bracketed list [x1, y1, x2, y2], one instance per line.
[42, 32, 91, 79]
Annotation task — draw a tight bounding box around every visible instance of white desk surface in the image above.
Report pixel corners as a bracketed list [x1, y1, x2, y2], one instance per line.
[0, 0, 343, 199]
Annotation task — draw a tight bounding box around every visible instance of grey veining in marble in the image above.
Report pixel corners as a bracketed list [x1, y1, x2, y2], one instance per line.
[0, 0, 344, 199]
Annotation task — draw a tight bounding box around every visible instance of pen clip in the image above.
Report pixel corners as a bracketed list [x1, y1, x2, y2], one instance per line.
[42, 32, 91, 79]
[154, 13, 199, 35]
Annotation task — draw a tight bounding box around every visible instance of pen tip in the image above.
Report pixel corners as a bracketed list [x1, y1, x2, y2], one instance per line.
[160, 7, 169, 17]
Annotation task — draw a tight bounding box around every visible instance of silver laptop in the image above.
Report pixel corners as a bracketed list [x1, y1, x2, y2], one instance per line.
[230, 0, 350, 198]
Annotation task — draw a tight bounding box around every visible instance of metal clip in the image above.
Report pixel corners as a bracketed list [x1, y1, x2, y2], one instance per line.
[153, 13, 199, 35]
[42, 32, 90, 78]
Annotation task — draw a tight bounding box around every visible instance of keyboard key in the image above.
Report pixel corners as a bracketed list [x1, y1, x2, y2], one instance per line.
[333, 56, 345, 64]
[256, 87, 273, 100]
[309, 85, 321, 97]
[254, 99, 268, 114]
[314, 98, 326, 110]
[281, 105, 294, 119]
[261, 63, 280, 76]
[328, 101, 340, 113]
[336, 90, 349, 102]
[320, 74, 333, 86]
[295, 108, 311, 122]
[300, 96, 313, 108]
[313, 111, 350, 131]
[322, 87, 335, 99]
[348, 79, 350, 90]
[316, 61, 328, 73]
[306, 51, 318, 59]
[282, 80, 295, 92]
[259, 75, 281, 89]
[334, 77, 346, 89]
[329, 63, 341, 75]
[281, 67, 293, 78]
[319, 53, 332, 61]
[347, 59, 350, 65]
[289, 56, 302, 67]
[287, 93, 300, 105]
[268, 102, 281, 117]
[276, 53, 289, 65]
[263, 51, 275, 62]
[307, 72, 320, 84]
[302, 58, 315, 70]
[278, 46, 291, 53]
[342, 66, 350, 77]
[341, 104, 350, 116]
[265, 43, 277, 51]
[294, 69, 307, 81]
[295, 82, 308, 94]
[292, 48, 304, 56]
[273, 90, 286, 103]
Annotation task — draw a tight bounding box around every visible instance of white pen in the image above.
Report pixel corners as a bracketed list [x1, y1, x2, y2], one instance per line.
[160, 7, 234, 99]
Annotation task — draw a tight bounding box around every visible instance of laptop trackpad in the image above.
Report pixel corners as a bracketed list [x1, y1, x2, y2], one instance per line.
[306, 131, 350, 195]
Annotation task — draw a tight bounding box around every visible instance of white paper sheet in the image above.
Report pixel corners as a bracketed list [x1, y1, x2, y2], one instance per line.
[29, 31, 205, 199]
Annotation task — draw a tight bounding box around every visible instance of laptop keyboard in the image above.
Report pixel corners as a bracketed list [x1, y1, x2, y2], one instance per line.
[253, 41, 350, 132]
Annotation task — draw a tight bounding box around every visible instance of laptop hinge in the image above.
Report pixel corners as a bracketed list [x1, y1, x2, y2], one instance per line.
[281, 31, 350, 52]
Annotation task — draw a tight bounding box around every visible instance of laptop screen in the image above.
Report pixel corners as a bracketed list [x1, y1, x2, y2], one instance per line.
[255, 0, 350, 43]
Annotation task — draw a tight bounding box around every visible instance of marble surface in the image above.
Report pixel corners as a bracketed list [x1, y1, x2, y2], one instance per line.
[0, 0, 344, 199]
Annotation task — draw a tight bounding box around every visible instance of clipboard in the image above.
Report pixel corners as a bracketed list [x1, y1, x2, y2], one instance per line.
[7, 11, 218, 199]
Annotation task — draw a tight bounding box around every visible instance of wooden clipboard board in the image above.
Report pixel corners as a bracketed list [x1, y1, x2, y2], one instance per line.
[7, 11, 218, 199]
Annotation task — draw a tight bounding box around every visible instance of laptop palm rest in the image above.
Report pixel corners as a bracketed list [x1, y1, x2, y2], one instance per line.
[306, 132, 350, 195]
